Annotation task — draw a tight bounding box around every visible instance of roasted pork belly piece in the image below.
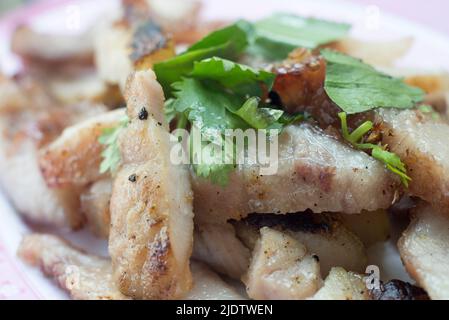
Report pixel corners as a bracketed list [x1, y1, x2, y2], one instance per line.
[398, 204, 449, 300]
[244, 227, 323, 300]
[193, 124, 399, 225]
[39, 109, 125, 188]
[0, 76, 106, 227]
[80, 178, 113, 238]
[339, 209, 390, 247]
[11, 26, 94, 67]
[18, 234, 128, 300]
[94, 3, 175, 91]
[109, 70, 194, 299]
[36, 109, 123, 232]
[188, 261, 245, 300]
[233, 212, 367, 276]
[309, 267, 369, 300]
[273, 51, 449, 211]
[379, 109, 449, 214]
[193, 222, 251, 279]
[329, 37, 413, 67]
[18, 234, 242, 300]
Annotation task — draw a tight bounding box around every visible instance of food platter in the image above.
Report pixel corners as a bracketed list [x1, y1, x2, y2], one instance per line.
[1, 0, 449, 300]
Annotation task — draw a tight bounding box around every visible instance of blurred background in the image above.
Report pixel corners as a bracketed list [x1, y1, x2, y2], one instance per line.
[1, 0, 448, 35]
[0, 0, 32, 13]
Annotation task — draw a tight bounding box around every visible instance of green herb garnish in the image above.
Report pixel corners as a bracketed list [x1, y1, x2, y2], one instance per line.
[322, 49, 425, 114]
[338, 112, 411, 186]
[98, 116, 128, 174]
[154, 21, 251, 96]
[247, 14, 351, 61]
[168, 57, 296, 185]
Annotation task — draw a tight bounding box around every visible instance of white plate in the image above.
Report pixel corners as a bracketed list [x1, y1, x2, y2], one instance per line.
[1, 0, 448, 300]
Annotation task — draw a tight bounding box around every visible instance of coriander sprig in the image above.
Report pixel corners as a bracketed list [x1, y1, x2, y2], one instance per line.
[98, 116, 129, 174]
[338, 112, 411, 187]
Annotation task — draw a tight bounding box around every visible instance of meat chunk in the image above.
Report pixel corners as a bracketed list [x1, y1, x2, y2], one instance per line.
[11, 26, 94, 66]
[109, 70, 194, 299]
[18, 234, 128, 300]
[272, 51, 449, 214]
[188, 261, 245, 300]
[193, 124, 399, 225]
[339, 210, 390, 247]
[80, 178, 113, 238]
[330, 37, 413, 67]
[18, 234, 242, 300]
[309, 267, 370, 300]
[379, 109, 449, 214]
[234, 212, 367, 276]
[39, 109, 125, 188]
[0, 76, 106, 227]
[244, 227, 322, 300]
[398, 204, 449, 300]
[193, 222, 251, 279]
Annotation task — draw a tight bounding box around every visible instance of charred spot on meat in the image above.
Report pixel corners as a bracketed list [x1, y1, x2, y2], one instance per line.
[370, 280, 429, 300]
[232, 211, 334, 235]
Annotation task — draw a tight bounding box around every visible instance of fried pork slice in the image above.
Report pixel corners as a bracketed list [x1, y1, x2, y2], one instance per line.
[193, 222, 251, 279]
[80, 179, 113, 238]
[0, 76, 106, 227]
[188, 261, 245, 300]
[398, 204, 449, 300]
[18, 234, 129, 300]
[11, 26, 93, 66]
[94, 6, 175, 91]
[94, 23, 134, 91]
[234, 212, 367, 276]
[19, 234, 238, 300]
[109, 70, 194, 299]
[193, 124, 399, 225]
[379, 109, 449, 214]
[244, 227, 322, 300]
[46, 70, 123, 107]
[339, 210, 390, 247]
[309, 267, 369, 300]
[39, 109, 125, 188]
[330, 37, 413, 67]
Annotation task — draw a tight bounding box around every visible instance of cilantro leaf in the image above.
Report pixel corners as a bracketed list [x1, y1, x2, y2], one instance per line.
[154, 21, 251, 96]
[233, 97, 284, 129]
[322, 49, 425, 114]
[248, 13, 351, 61]
[191, 57, 275, 97]
[98, 116, 128, 174]
[171, 78, 248, 131]
[194, 162, 235, 187]
[338, 112, 411, 186]
[418, 104, 440, 120]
